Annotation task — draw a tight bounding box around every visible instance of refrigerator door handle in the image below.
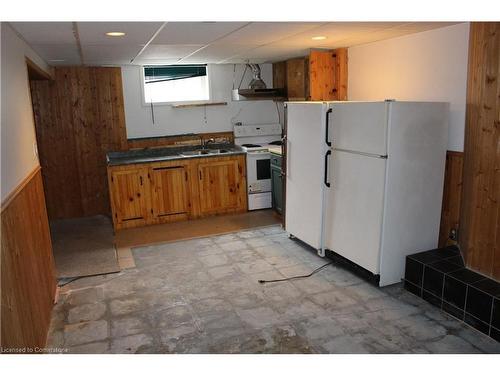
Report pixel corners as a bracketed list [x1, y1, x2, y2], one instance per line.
[324, 150, 331, 187]
[286, 136, 291, 179]
[325, 108, 332, 147]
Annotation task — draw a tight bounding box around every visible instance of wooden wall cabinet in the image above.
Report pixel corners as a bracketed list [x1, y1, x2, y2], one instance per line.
[108, 154, 247, 230]
[274, 48, 348, 102]
[286, 57, 310, 101]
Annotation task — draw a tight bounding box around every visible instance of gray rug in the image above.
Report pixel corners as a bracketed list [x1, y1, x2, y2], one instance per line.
[50, 215, 120, 279]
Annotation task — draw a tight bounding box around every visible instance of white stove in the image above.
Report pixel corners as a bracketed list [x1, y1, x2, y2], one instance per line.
[240, 144, 271, 152]
[234, 124, 282, 210]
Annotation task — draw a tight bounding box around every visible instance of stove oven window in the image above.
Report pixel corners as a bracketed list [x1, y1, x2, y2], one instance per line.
[256, 159, 271, 180]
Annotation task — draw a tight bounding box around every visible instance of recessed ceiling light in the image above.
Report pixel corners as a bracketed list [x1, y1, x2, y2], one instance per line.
[49, 59, 65, 62]
[106, 32, 126, 37]
[311, 36, 327, 40]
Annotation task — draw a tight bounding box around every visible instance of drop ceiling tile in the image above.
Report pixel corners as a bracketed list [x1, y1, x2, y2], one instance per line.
[391, 22, 458, 32]
[31, 44, 81, 65]
[82, 44, 142, 64]
[237, 44, 310, 60]
[77, 22, 163, 45]
[336, 24, 457, 48]
[183, 44, 259, 64]
[154, 22, 248, 45]
[275, 22, 408, 48]
[132, 58, 181, 66]
[244, 51, 311, 63]
[10, 22, 75, 44]
[217, 22, 325, 45]
[140, 44, 204, 59]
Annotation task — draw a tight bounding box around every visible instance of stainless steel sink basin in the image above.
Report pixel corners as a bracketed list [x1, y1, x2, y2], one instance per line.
[180, 149, 231, 157]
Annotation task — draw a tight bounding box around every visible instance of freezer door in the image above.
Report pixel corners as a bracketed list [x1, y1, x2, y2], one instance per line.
[285, 103, 327, 250]
[328, 102, 389, 156]
[324, 150, 387, 274]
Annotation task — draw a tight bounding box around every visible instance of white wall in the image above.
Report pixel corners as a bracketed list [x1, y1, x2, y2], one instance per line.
[122, 64, 281, 139]
[348, 23, 469, 152]
[0, 23, 52, 202]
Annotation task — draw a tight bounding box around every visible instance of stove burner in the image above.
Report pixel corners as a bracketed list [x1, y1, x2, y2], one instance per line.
[242, 144, 261, 148]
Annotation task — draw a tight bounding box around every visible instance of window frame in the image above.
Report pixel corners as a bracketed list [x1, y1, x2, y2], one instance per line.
[140, 64, 212, 107]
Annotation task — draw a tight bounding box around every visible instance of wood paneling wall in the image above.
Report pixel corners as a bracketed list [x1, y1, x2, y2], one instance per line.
[127, 131, 234, 150]
[439, 151, 464, 247]
[30, 67, 128, 219]
[459, 22, 500, 280]
[1, 168, 57, 349]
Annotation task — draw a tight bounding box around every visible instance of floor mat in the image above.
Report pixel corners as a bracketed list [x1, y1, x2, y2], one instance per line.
[50, 215, 120, 279]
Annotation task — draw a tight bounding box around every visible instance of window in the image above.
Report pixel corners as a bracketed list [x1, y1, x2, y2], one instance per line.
[143, 65, 209, 104]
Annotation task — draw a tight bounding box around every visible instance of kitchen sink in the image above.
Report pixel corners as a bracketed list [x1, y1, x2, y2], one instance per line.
[179, 149, 231, 157]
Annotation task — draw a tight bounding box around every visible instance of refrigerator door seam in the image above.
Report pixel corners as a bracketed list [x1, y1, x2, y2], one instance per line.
[318, 104, 330, 257]
[334, 148, 388, 159]
[377, 101, 392, 285]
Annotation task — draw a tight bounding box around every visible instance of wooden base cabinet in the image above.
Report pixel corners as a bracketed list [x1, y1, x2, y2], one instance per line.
[108, 167, 149, 228]
[197, 158, 245, 214]
[108, 154, 247, 230]
[150, 165, 189, 220]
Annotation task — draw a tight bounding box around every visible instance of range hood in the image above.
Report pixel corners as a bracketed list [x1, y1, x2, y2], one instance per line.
[232, 64, 285, 101]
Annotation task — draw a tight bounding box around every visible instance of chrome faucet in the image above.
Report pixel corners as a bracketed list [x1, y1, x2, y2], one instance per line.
[201, 137, 215, 149]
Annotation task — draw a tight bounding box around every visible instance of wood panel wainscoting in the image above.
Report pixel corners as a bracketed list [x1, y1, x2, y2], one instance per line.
[1, 167, 57, 350]
[459, 22, 500, 281]
[438, 151, 464, 248]
[29, 67, 128, 220]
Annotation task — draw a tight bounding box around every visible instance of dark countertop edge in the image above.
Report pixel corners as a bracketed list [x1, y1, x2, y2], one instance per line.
[107, 150, 247, 167]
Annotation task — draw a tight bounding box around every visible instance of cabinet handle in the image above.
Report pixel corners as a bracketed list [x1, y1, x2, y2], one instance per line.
[199, 171, 202, 180]
[140, 176, 143, 185]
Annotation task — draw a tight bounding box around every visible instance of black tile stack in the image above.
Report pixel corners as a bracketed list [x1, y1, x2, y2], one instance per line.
[404, 246, 500, 343]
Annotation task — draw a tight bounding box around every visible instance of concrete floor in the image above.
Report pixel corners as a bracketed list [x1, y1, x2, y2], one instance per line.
[47, 225, 500, 353]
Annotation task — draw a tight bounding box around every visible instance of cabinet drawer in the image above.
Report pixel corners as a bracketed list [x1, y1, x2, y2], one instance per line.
[271, 154, 282, 168]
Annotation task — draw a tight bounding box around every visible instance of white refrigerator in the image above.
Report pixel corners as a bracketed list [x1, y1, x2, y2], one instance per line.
[285, 101, 449, 286]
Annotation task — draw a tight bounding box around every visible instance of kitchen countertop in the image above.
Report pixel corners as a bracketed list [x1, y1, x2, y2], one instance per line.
[107, 143, 246, 166]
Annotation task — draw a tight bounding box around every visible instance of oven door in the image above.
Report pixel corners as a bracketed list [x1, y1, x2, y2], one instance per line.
[246, 151, 271, 193]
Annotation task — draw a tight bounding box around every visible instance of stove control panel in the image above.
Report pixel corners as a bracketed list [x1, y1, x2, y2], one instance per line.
[233, 123, 281, 138]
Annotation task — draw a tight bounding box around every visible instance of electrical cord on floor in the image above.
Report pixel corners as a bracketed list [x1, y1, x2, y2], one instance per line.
[57, 270, 121, 287]
[258, 261, 334, 284]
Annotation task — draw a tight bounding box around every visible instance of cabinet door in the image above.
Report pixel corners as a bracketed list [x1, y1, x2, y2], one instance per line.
[198, 159, 241, 214]
[109, 168, 148, 225]
[286, 57, 309, 101]
[309, 50, 336, 101]
[150, 166, 189, 217]
[271, 165, 283, 214]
